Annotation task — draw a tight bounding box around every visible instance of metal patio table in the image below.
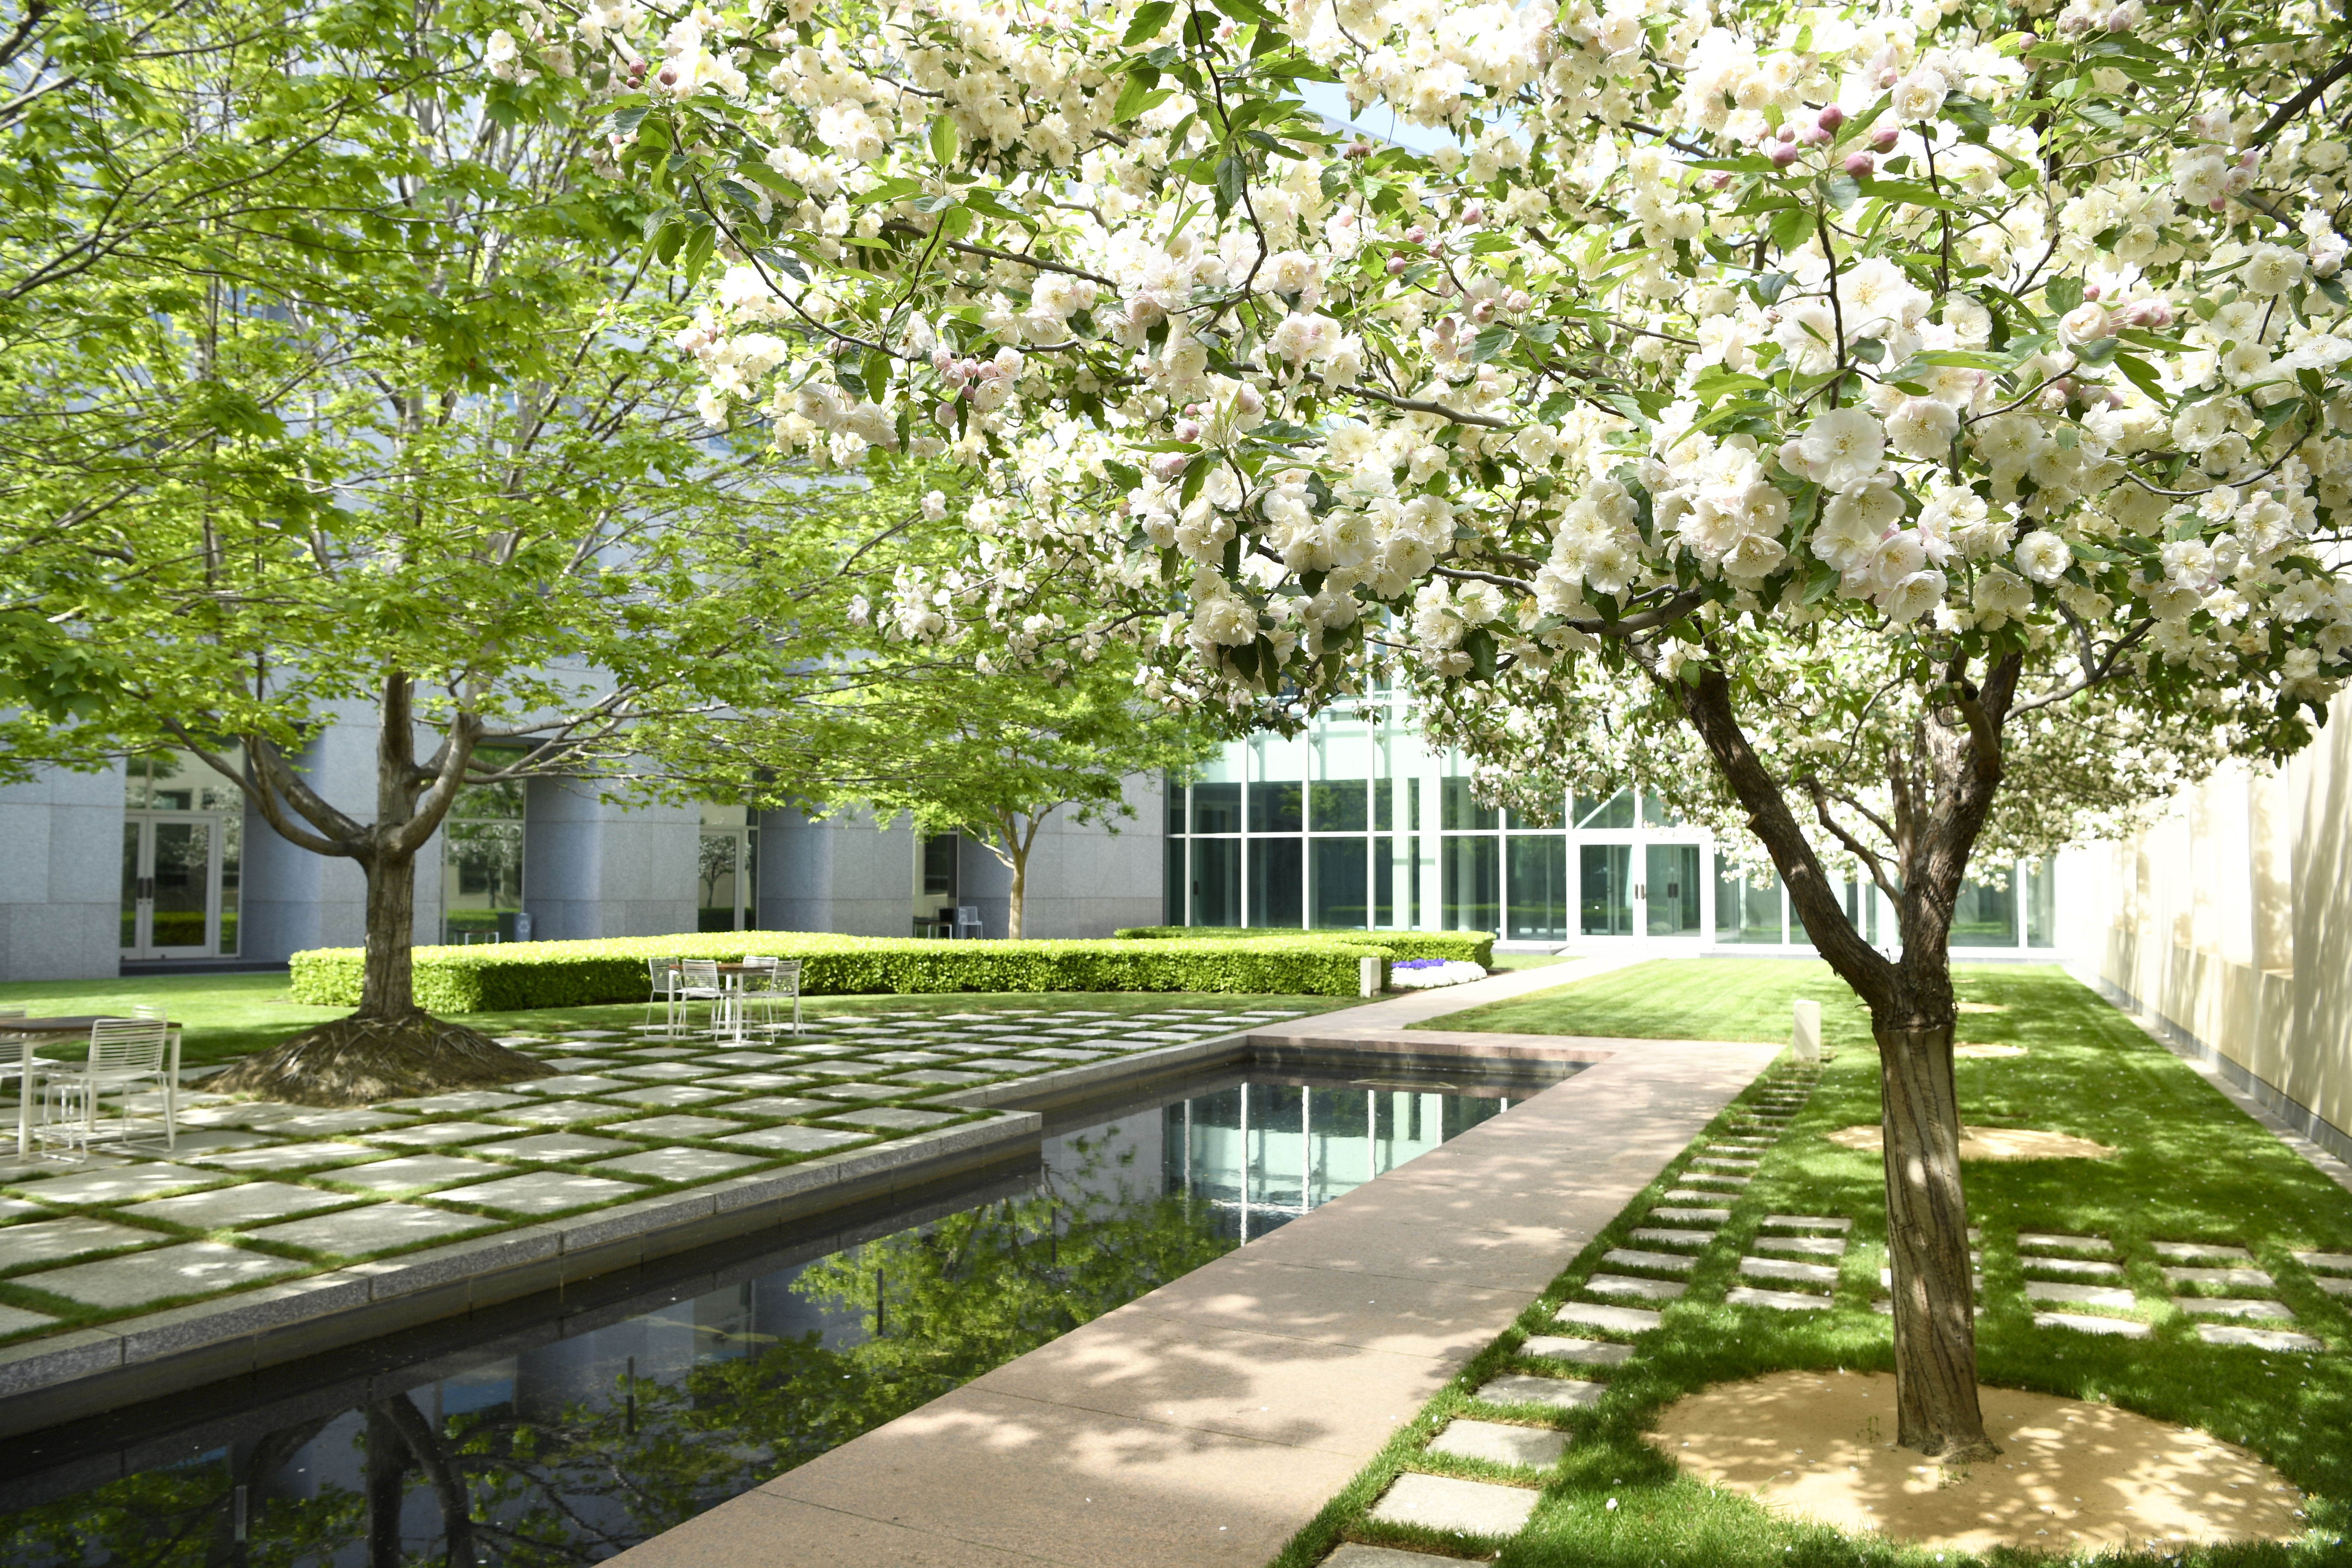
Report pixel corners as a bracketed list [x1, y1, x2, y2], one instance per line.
[3, 1015, 183, 1157]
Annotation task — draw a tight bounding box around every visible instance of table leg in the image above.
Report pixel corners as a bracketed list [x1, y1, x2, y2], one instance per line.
[16, 1037, 32, 1159]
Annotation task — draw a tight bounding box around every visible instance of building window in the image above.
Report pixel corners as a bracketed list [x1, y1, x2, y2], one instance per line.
[1714, 853, 1784, 945]
[443, 748, 526, 943]
[121, 747, 243, 958]
[1506, 836, 1568, 941]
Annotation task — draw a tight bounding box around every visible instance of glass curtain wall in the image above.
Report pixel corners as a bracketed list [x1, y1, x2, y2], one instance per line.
[441, 747, 526, 943]
[699, 805, 761, 931]
[121, 748, 244, 958]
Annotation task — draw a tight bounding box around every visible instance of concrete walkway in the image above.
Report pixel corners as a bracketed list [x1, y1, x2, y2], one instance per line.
[618, 961, 1773, 1568]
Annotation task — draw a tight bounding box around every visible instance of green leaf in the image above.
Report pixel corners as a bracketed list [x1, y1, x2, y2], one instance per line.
[1465, 627, 1498, 682]
[1753, 272, 1789, 305]
[1470, 326, 1512, 363]
[1769, 207, 1814, 252]
[1122, 1, 1175, 44]
[1823, 174, 1862, 210]
[2044, 276, 2085, 314]
[929, 115, 960, 165]
[1214, 156, 1247, 215]
[2110, 352, 2165, 406]
[2073, 335, 2119, 366]
[1851, 338, 1885, 365]
[1803, 560, 1838, 604]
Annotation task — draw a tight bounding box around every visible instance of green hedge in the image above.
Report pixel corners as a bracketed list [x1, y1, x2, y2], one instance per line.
[289, 931, 1400, 1013]
[1111, 926, 1495, 968]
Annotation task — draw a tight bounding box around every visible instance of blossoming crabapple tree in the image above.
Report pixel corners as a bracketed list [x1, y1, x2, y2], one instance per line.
[505, 0, 2352, 1458]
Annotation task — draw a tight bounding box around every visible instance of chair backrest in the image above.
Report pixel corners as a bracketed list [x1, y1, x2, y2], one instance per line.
[647, 955, 681, 991]
[957, 906, 979, 922]
[681, 958, 720, 986]
[771, 959, 803, 994]
[87, 1018, 168, 1075]
[738, 956, 779, 992]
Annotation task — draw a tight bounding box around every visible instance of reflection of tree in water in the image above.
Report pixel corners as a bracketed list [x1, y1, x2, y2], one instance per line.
[0, 1129, 1229, 1567]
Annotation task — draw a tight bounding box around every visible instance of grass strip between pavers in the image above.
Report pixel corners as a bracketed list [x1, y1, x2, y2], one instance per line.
[1271, 961, 2352, 1568]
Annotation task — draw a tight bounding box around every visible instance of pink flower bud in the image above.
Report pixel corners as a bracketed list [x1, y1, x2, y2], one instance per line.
[933, 401, 956, 428]
[1879, 67, 1898, 88]
[1817, 104, 1846, 132]
[2104, 6, 2132, 30]
[1404, 225, 1428, 245]
[1151, 452, 1189, 481]
[1770, 142, 1802, 168]
[1802, 125, 1831, 146]
[1710, 171, 1732, 190]
[1460, 203, 1485, 226]
[1470, 297, 1497, 323]
[1871, 126, 1899, 151]
[1386, 254, 1408, 275]
[2083, 283, 2101, 301]
[1845, 151, 1876, 177]
[656, 64, 678, 86]
[1776, 122, 1797, 142]
[1506, 289, 1531, 313]
[1173, 419, 1202, 442]
[2127, 299, 2174, 328]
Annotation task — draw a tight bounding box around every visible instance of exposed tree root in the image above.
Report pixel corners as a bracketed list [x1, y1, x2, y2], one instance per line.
[200, 1013, 541, 1106]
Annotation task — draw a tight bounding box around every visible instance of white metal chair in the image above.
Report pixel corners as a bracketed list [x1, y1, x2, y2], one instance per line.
[42, 1017, 176, 1153]
[953, 906, 985, 939]
[642, 956, 685, 1034]
[740, 956, 804, 1034]
[677, 958, 727, 1035]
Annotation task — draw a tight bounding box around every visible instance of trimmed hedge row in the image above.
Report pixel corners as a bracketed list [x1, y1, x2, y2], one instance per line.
[1111, 926, 1495, 968]
[288, 930, 1405, 1013]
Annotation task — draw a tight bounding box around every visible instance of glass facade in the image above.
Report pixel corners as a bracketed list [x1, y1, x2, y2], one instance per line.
[1162, 697, 2060, 953]
[441, 748, 526, 944]
[700, 805, 762, 931]
[121, 747, 243, 958]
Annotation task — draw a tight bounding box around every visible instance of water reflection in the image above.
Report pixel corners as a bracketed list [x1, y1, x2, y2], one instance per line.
[0, 1070, 1532, 1566]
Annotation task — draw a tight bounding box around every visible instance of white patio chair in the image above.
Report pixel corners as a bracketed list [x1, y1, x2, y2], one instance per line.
[677, 958, 727, 1035]
[953, 906, 985, 939]
[642, 956, 685, 1034]
[740, 956, 804, 1034]
[42, 1016, 175, 1153]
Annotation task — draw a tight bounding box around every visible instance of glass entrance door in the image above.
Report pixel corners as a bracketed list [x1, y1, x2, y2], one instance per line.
[121, 814, 220, 958]
[1642, 843, 1705, 937]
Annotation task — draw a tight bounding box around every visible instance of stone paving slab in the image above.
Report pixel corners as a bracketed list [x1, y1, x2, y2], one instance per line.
[604, 1085, 733, 1108]
[1520, 1334, 1635, 1366]
[724, 1096, 832, 1118]
[718, 1125, 870, 1155]
[1750, 1235, 1845, 1257]
[2017, 1232, 2112, 1254]
[365, 1121, 511, 1148]
[2197, 1323, 2326, 1351]
[267, 1110, 410, 1135]
[804, 1083, 907, 1101]
[0, 1304, 55, 1335]
[2027, 1280, 2137, 1309]
[321, 1154, 508, 1192]
[2294, 1250, 2352, 1272]
[605, 1115, 750, 1140]
[1476, 1372, 1605, 1411]
[2034, 1311, 2153, 1339]
[2316, 1277, 2352, 1298]
[1553, 1301, 1663, 1336]
[1430, 1417, 1568, 1468]
[433, 1172, 645, 1216]
[825, 1108, 963, 1132]
[9, 1164, 225, 1205]
[512, 1075, 631, 1095]
[2162, 1266, 2276, 1290]
[1759, 1214, 1851, 1232]
[1368, 1471, 1540, 1537]
[247, 1203, 496, 1255]
[1650, 1206, 1729, 1226]
[1601, 1248, 1697, 1275]
[2176, 1296, 2296, 1320]
[184, 1141, 386, 1172]
[700, 1073, 807, 1091]
[2021, 1256, 2123, 1279]
[471, 1133, 638, 1162]
[1726, 1287, 1834, 1312]
[1739, 1256, 1838, 1286]
[0, 1217, 157, 1270]
[1629, 1227, 1716, 1249]
[119, 1181, 351, 1230]
[592, 1149, 768, 1182]
[21, 1241, 303, 1307]
[2150, 1240, 2254, 1263]
[1583, 1273, 1686, 1302]
[381, 1090, 532, 1113]
[492, 1099, 629, 1124]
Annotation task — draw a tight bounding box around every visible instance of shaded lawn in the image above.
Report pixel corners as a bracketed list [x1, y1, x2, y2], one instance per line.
[0, 974, 1364, 1069]
[1277, 961, 2352, 1568]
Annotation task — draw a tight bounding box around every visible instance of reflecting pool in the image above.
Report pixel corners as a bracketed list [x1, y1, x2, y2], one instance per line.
[0, 1066, 1548, 1566]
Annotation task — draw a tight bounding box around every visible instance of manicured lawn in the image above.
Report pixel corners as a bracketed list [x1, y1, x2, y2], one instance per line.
[0, 974, 1365, 1070]
[1281, 960, 2352, 1568]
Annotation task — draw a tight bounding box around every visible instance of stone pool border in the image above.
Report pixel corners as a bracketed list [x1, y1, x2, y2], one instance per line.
[0, 1027, 1600, 1438]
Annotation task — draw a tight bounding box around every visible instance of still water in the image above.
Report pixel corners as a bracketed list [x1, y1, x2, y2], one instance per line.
[0, 1069, 1544, 1566]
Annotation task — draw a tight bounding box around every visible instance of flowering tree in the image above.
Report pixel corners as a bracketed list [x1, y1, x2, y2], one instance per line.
[506, 0, 2352, 1458]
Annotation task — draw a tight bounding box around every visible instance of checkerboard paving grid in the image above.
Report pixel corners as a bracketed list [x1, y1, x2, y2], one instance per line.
[0, 1000, 1300, 1327]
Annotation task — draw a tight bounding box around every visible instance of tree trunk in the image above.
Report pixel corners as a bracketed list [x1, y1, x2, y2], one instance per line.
[364, 1403, 412, 1568]
[1877, 1019, 1993, 1459]
[357, 849, 420, 1019]
[1007, 846, 1027, 941]
[1669, 659, 2009, 1462]
[378, 1391, 476, 1568]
